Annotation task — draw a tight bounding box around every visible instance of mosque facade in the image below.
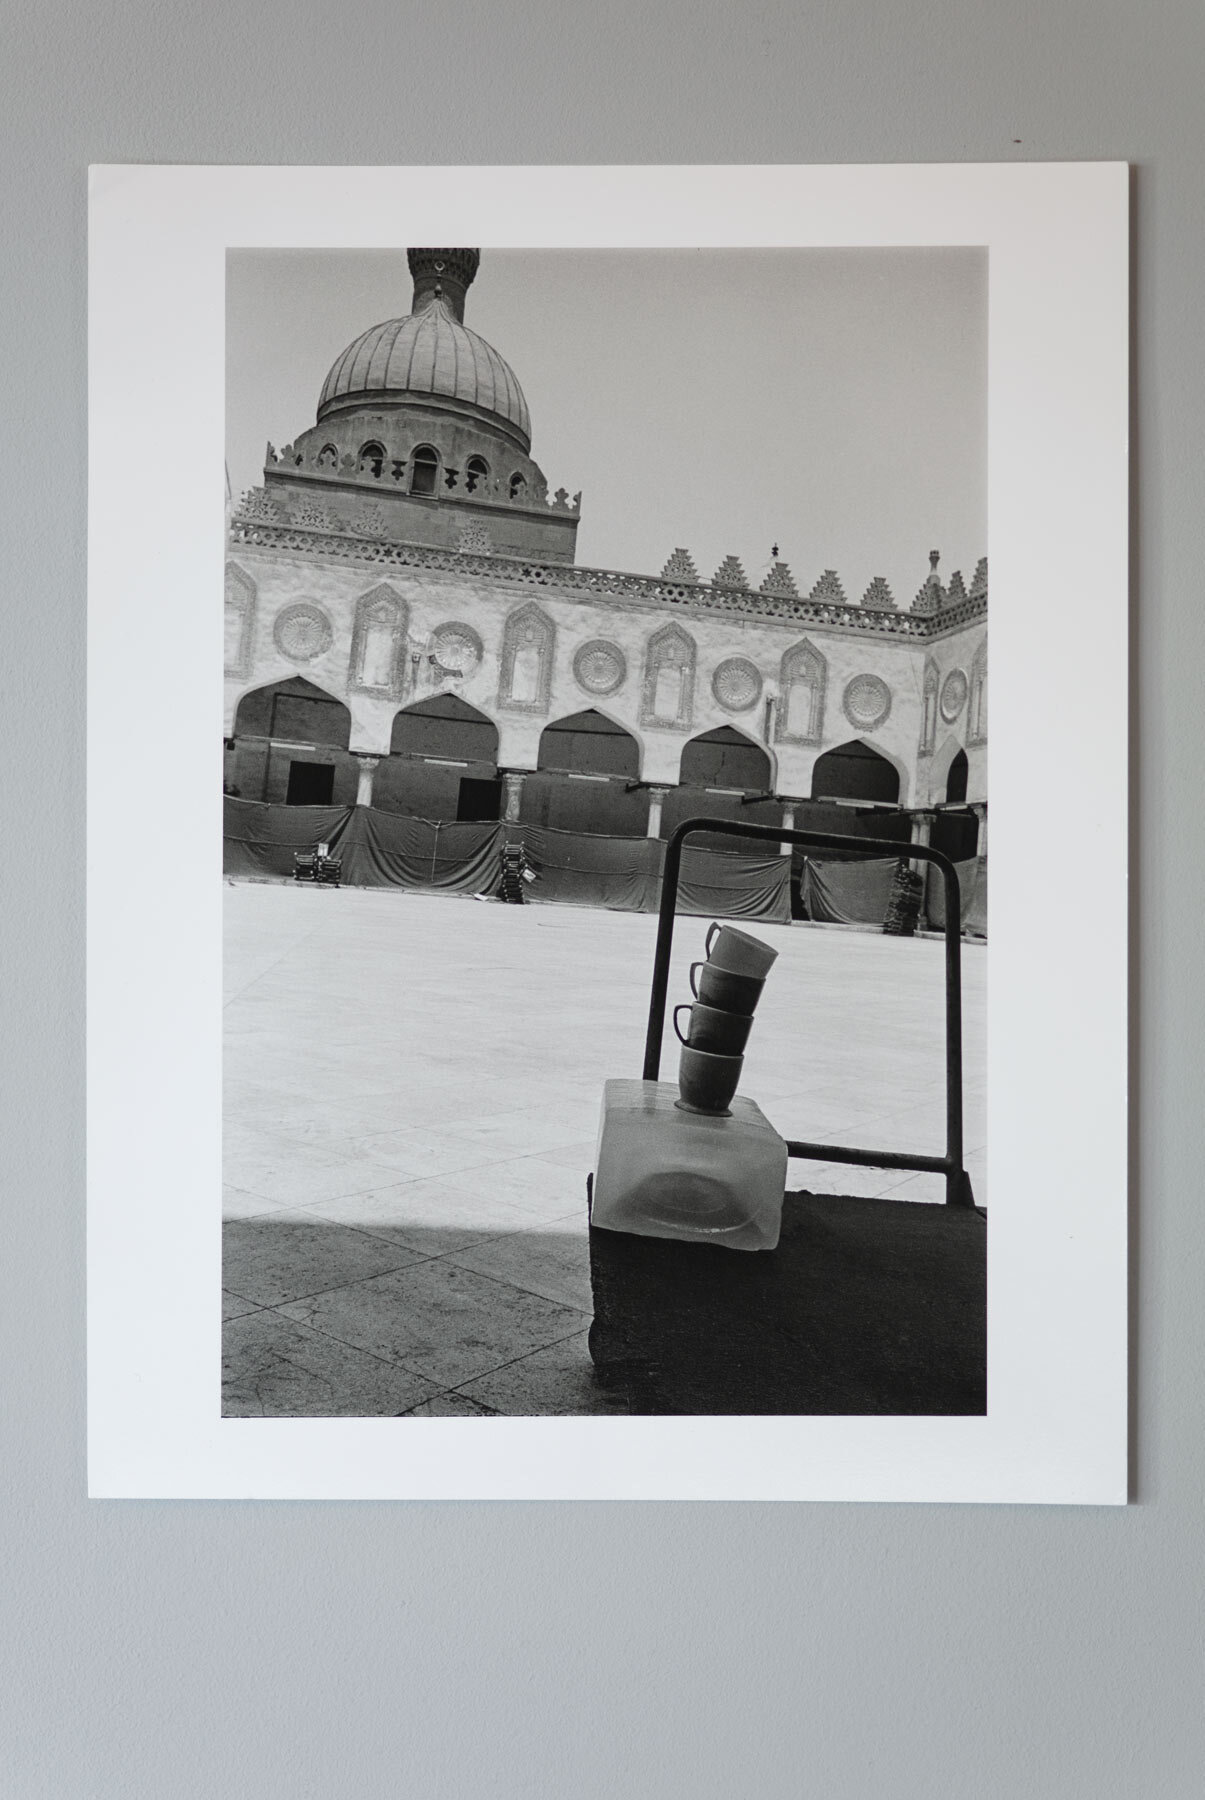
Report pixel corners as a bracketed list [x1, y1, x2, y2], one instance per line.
[224, 249, 987, 868]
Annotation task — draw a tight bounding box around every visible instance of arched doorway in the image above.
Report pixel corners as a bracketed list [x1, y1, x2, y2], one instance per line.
[524, 710, 645, 834]
[228, 676, 354, 805]
[679, 726, 772, 791]
[810, 739, 901, 805]
[376, 695, 501, 820]
[944, 749, 968, 804]
[661, 726, 779, 846]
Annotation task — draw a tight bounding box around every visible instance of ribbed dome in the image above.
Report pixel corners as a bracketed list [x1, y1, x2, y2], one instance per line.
[317, 297, 531, 450]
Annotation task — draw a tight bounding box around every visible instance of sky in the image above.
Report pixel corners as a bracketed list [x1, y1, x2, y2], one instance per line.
[227, 246, 986, 606]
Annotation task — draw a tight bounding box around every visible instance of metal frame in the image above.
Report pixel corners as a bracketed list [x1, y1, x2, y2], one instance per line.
[642, 818, 975, 1207]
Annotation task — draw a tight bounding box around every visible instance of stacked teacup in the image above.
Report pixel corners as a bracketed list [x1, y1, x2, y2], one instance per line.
[673, 922, 779, 1116]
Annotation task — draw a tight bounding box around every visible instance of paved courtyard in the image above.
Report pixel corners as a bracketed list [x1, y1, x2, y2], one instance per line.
[223, 882, 986, 1416]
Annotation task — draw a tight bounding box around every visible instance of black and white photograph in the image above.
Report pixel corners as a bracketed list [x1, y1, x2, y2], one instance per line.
[220, 242, 989, 1418]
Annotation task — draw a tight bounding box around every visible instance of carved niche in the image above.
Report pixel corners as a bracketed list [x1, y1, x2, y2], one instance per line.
[775, 639, 827, 746]
[711, 657, 763, 714]
[273, 601, 333, 664]
[224, 562, 257, 678]
[967, 638, 988, 744]
[573, 640, 627, 698]
[919, 658, 940, 755]
[843, 673, 892, 732]
[940, 667, 969, 724]
[640, 623, 696, 731]
[498, 602, 556, 713]
[348, 584, 407, 698]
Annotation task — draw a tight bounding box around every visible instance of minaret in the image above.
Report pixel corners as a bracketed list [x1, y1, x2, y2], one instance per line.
[407, 248, 481, 322]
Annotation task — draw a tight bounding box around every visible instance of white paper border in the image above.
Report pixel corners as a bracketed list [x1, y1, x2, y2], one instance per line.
[88, 164, 1128, 1502]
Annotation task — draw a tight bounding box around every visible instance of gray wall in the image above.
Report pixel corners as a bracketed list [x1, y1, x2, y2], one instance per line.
[4, 3, 1201, 1794]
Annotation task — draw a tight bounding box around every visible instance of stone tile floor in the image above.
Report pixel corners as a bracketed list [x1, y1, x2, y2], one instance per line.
[223, 882, 986, 1417]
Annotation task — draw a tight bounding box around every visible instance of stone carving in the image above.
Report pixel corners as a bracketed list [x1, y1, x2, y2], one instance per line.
[808, 569, 848, 607]
[861, 576, 896, 611]
[573, 639, 627, 697]
[760, 561, 799, 598]
[291, 497, 333, 531]
[456, 519, 494, 555]
[660, 548, 700, 583]
[945, 569, 967, 607]
[913, 550, 945, 616]
[349, 584, 407, 696]
[712, 555, 748, 589]
[919, 658, 940, 753]
[640, 623, 696, 731]
[349, 502, 389, 538]
[499, 602, 555, 713]
[224, 562, 256, 678]
[239, 486, 282, 521]
[430, 622, 484, 681]
[969, 556, 989, 600]
[843, 673, 892, 732]
[967, 638, 988, 743]
[776, 639, 827, 745]
[711, 656, 763, 713]
[940, 667, 969, 723]
[274, 602, 334, 663]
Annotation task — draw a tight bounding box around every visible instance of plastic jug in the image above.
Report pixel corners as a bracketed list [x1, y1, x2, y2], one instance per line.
[590, 1079, 787, 1251]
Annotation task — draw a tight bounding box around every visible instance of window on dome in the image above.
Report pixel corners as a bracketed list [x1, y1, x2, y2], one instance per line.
[509, 472, 527, 501]
[358, 441, 386, 479]
[410, 446, 439, 496]
[465, 456, 489, 494]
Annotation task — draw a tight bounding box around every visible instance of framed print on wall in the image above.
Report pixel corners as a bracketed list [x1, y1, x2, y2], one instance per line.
[88, 162, 1128, 1502]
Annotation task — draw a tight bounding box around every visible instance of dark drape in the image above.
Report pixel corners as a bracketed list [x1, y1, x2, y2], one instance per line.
[800, 856, 899, 927]
[926, 856, 988, 936]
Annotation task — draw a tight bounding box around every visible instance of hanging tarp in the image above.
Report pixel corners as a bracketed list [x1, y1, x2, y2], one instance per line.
[222, 797, 353, 878]
[801, 857, 899, 927]
[502, 824, 662, 912]
[339, 811, 502, 894]
[674, 845, 791, 924]
[926, 856, 988, 936]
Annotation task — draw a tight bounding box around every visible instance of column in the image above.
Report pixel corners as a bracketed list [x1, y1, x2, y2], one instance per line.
[779, 801, 796, 855]
[645, 785, 670, 839]
[502, 771, 527, 822]
[972, 803, 988, 858]
[909, 808, 935, 878]
[354, 755, 379, 808]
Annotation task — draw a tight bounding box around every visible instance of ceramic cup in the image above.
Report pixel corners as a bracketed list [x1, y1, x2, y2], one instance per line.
[689, 960, 765, 1015]
[704, 921, 779, 978]
[674, 1001, 754, 1057]
[677, 1043, 744, 1114]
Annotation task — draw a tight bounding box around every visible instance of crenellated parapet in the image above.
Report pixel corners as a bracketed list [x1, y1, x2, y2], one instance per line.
[229, 508, 987, 642]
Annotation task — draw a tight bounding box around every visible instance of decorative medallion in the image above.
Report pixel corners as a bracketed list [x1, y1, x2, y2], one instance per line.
[456, 520, 494, 555]
[273, 602, 334, 663]
[430, 622, 483, 680]
[711, 657, 763, 713]
[842, 673, 892, 731]
[573, 639, 627, 697]
[940, 668, 969, 722]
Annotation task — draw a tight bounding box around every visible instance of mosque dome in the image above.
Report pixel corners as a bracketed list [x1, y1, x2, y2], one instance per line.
[316, 248, 532, 452]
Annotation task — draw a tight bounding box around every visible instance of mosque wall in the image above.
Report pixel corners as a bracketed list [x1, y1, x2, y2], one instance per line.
[224, 541, 985, 816]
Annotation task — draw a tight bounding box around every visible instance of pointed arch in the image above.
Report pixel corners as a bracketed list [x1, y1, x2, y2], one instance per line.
[680, 724, 773, 791]
[538, 708, 641, 778]
[348, 583, 407, 698]
[640, 621, 696, 731]
[967, 637, 988, 743]
[233, 675, 351, 749]
[224, 561, 257, 678]
[498, 601, 556, 714]
[390, 694, 499, 763]
[811, 738, 901, 806]
[776, 638, 827, 745]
